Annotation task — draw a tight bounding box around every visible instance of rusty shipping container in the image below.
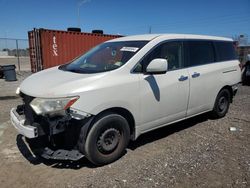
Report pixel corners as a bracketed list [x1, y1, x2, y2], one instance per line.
[28, 28, 122, 72]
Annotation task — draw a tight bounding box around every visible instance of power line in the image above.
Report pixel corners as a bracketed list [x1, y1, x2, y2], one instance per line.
[108, 12, 250, 32]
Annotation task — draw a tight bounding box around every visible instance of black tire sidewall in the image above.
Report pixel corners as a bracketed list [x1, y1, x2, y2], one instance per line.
[243, 63, 250, 85]
[213, 89, 230, 118]
[85, 113, 130, 165]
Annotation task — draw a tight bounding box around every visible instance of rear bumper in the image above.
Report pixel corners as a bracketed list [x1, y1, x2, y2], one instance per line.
[10, 108, 38, 138]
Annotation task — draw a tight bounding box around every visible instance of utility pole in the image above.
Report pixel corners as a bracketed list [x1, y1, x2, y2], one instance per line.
[5, 30, 8, 49]
[77, 0, 90, 28]
[77, 5, 80, 28]
[149, 26, 152, 34]
[16, 40, 20, 72]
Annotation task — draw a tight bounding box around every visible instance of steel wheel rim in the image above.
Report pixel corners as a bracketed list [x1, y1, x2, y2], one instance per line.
[218, 96, 227, 112]
[97, 128, 121, 154]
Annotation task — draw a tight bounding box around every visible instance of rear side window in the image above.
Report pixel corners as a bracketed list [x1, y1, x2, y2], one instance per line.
[186, 41, 215, 66]
[214, 41, 237, 61]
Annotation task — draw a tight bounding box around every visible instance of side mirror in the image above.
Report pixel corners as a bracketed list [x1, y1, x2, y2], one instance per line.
[146, 58, 168, 74]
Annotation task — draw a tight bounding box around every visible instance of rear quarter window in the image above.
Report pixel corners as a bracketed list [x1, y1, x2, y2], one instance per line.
[214, 41, 237, 61]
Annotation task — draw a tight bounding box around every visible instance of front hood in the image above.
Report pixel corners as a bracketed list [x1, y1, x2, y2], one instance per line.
[20, 67, 106, 98]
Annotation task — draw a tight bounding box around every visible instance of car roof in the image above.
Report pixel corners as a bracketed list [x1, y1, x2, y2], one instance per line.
[108, 34, 233, 42]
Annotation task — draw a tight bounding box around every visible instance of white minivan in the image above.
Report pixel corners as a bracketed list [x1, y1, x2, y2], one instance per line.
[11, 34, 241, 165]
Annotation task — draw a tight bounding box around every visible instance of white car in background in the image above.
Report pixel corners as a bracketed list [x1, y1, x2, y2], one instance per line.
[11, 34, 241, 165]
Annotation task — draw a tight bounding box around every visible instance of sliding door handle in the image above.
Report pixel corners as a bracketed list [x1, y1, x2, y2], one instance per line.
[192, 72, 200, 78]
[178, 75, 188, 81]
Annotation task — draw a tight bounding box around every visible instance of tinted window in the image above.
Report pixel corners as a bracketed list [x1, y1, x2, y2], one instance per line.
[187, 41, 215, 66]
[214, 41, 237, 61]
[135, 41, 183, 72]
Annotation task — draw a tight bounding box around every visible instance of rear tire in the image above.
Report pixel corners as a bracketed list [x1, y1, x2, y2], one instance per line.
[84, 113, 130, 166]
[211, 89, 231, 118]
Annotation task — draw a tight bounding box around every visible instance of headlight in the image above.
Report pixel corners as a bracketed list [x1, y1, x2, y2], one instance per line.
[30, 96, 79, 115]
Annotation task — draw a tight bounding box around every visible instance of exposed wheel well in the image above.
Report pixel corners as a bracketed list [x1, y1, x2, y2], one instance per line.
[94, 107, 136, 140]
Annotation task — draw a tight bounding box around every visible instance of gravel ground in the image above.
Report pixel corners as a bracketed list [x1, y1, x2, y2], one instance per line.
[0, 72, 249, 188]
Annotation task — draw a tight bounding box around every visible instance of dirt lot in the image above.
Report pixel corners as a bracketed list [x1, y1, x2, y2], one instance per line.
[0, 72, 249, 188]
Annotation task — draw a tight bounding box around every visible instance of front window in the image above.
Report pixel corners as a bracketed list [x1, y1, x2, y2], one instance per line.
[134, 41, 184, 72]
[60, 41, 148, 73]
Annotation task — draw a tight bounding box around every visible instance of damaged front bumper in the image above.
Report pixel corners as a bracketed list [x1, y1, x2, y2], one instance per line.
[36, 147, 83, 161]
[10, 108, 38, 138]
[10, 105, 91, 161]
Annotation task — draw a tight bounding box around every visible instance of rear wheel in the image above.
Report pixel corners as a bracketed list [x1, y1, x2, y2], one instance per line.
[211, 89, 231, 118]
[84, 113, 130, 166]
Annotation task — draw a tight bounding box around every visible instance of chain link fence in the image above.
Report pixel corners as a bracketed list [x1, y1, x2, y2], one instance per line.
[0, 38, 30, 71]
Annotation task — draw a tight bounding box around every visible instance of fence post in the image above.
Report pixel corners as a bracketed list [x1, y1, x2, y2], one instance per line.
[16, 39, 20, 72]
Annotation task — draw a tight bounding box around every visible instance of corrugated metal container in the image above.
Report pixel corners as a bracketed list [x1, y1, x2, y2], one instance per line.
[28, 28, 122, 72]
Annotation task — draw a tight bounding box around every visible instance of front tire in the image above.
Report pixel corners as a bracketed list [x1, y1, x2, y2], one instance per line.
[84, 113, 130, 166]
[211, 89, 231, 118]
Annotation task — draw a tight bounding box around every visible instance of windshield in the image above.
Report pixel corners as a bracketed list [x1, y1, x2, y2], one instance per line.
[59, 41, 148, 73]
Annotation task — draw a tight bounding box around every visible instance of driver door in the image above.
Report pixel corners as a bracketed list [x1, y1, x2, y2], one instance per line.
[137, 41, 190, 131]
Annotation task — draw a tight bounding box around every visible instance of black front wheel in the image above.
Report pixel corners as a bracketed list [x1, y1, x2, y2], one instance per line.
[84, 113, 130, 166]
[211, 89, 231, 118]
